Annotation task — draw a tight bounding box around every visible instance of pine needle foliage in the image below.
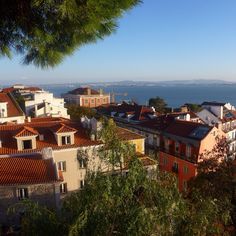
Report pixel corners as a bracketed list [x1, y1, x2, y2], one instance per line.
[0, 0, 141, 68]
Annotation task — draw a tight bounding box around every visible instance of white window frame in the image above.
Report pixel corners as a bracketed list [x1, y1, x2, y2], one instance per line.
[80, 180, 85, 189]
[186, 145, 191, 158]
[17, 188, 29, 200]
[62, 135, 71, 145]
[175, 142, 180, 153]
[183, 166, 188, 174]
[58, 161, 66, 172]
[60, 183, 67, 194]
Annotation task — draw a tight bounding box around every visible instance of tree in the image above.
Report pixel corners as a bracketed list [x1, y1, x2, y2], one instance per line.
[98, 118, 136, 172]
[66, 104, 96, 121]
[7, 200, 64, 236]
[0, 0, 141, 68]
[185, 139, 236, 235]
[148, 96, 167, 113]
[185, 103, 201, 112]
[62, 159, 186, 236]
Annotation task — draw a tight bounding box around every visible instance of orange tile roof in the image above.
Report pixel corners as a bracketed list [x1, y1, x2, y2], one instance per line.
[0, 118, 101, 155]
[163, 120, 212, 140]
[15, 126, 39, 137]
[0, 92, 24, 117]
[51, 123, 77, 133]
[116, 127, 144, 141]
[68, 87, 100, 95]
[0, 157, 61, 185]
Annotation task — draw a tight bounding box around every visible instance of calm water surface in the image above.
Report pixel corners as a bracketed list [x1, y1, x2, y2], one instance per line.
[42, 84, 236, 108]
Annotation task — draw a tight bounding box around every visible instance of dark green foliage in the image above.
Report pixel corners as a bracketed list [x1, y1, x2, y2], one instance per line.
[62, 159, 186, 236]
[0, 0, 141, 68]
[185, 103, 202, 112]
[186, 141, 236, 235]
[7, 200, 64, 236]
[148, 96, 167, 113]
[66, 104, 96, 120]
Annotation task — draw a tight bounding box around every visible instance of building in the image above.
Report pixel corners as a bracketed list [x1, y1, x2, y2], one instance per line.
[3, 85, 70, 119]
[197, 101, 236, 158]
[0, 92, 25, 124]
[96, 101, 157, 124]
[158, 120, 224, 191]
[0, 156, 62, 223]
[0, 117, 151, 201]
[24, 90, 70, 119]
[111, 111, 201, 155]
[62, 87, 110, 107]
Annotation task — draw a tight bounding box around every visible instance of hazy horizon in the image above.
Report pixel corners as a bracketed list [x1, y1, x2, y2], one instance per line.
[1, 0, 236, 84]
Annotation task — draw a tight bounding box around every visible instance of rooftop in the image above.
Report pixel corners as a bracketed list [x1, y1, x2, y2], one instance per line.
[163, 120, 212, 140]
[68, 87, 101, 95]
[202, 101, 226, 106]
[0, 117, 101, 155]
[0, 92, 24, 117]
[0, 157, 61, 185]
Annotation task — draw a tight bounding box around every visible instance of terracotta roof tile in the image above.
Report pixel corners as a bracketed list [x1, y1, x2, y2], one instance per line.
[117, 127, 144, 140]
[68, 87, 100, 95]
[0, 119, 101, 155]
[0, 157, 60, 185]
[51, 123, 77, 133]
[163, 120, 212, 140]
[0, 92, 24, 117]
[15, 126, 39, 137]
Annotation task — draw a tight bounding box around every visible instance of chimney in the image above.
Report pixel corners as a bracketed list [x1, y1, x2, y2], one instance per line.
[99, 88, 103, 95]
[0, 140, 2, 148]
[39, 134, 44, 141]
[87, 88, 91, 95]
[34, 104, 38, 117]
[27, 116, 31, 122]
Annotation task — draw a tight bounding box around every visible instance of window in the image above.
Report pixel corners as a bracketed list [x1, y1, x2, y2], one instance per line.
[175, 142, 180, 153]
[172, 162, 178, 173]
[163, 156, 168, 165]
[84, 99, 88, 104]
[58, 161, 66, 171]
[80, 180, 85, 189]
[186, 145, 191, 158]
[173, 162, 178, 169]
[60, 183, 67, 194]
[183, 166, 188, 174]
[23, 140, 32, 150]
[91, 99, 94, 103]
[79, 159, 86, 169]
[62, 136, 71, 145]
[17, 188, 28, 200]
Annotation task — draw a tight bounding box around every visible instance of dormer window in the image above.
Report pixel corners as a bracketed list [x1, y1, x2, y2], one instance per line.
[14, 126, 38, 151]
[52, 123, 77, 146]
[62, 135, 71, 145]
[23, 140, 32, 149]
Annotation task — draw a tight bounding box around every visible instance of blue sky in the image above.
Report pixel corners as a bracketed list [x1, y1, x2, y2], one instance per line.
[1, 0, 236, 84]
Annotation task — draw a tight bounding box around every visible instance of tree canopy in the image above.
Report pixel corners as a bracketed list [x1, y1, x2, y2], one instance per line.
[148, 96, 167, 113]
[0, 0, 140, 68]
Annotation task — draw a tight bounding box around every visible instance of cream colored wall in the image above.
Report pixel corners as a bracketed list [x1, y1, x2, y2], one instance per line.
[129, 138, 145, 154]
[0, 115, 25, 124]
[53, 146, 101, 192]
[55, 132, 76, 146]
[53, 149, 84, 192]
[15, 135, 37, 151]
[199, 126, 225, 154]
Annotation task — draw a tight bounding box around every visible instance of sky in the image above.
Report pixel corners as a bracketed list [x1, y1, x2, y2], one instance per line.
[1, 0, 236, 84]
